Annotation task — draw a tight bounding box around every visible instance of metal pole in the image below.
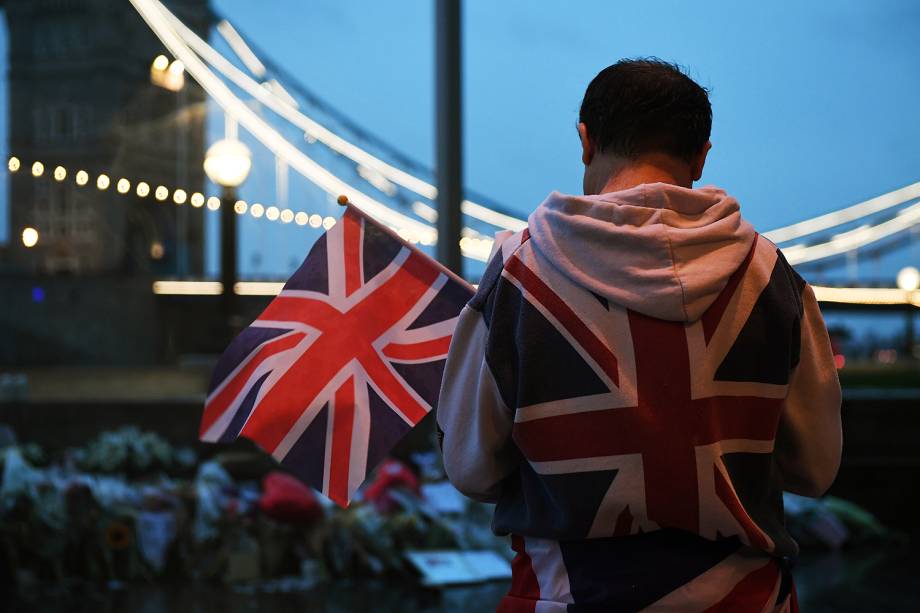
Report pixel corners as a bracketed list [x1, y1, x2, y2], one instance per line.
[176, 82, 189, 276]
[220, 186, 238, 339]
[435, 0, 463, 275]
[907, 307, 916, 360]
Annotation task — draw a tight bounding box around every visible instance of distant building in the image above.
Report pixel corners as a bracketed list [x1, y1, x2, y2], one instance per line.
[0, 0, 217, 367]
[2, 0, 211, 275]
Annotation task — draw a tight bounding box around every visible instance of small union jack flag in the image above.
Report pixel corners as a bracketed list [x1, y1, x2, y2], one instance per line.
[200, 204, 473, 506]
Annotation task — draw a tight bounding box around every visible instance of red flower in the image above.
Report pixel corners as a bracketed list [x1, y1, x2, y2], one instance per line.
[258, 471, 323, 525]
[363, 459, 420, 513]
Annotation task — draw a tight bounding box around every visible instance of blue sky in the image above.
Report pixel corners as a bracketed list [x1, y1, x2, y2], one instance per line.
[210, 0, 920, 231]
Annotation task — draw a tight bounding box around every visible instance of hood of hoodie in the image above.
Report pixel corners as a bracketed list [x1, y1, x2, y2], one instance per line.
[527, 183, 756, 323]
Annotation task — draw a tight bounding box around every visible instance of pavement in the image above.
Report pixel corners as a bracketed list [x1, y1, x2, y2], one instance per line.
[8, 364, 214, 402]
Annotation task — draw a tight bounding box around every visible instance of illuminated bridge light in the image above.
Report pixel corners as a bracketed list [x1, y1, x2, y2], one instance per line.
[234, 282, 285, 296]
[21, 227, 39, 248]
[152, 281, 223, 295]
[152, 54, 169, 71]
[811, 285, 920, 307]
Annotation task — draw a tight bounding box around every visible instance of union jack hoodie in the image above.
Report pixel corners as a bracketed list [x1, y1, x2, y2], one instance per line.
[437, 183, 842, 612]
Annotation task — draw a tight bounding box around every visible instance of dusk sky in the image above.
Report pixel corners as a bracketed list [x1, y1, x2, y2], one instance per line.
[210, 0, 920, 230]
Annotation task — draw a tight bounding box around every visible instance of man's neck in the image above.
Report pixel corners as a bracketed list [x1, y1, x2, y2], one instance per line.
[587, 153, 694, 195]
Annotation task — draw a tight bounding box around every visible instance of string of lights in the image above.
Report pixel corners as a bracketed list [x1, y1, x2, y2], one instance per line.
[8, 155, 338, 243]
[8, 155, 500, 262]
[15, 147, 919, 267]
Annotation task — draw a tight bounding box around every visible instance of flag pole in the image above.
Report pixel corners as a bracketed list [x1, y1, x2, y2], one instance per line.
[336, 195, 473, 292]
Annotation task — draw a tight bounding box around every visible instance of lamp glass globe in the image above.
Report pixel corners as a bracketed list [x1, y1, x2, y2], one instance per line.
[203, 138, 252, 188]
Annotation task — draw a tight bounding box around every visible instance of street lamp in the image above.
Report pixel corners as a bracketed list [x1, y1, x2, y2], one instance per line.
[897, 266, 920, 292]
[897, 266, 920, 359]
[203, 139, 252, 188]
[204, 138, 252, 340]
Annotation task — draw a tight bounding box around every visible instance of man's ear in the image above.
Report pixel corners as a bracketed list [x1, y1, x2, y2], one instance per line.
[691, 140, 712, 181]
[577, 122, 594, 166]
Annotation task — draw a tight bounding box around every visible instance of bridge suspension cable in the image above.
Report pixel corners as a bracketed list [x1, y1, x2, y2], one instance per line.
[782, 201, 920, 265]
[764, 180, 920, 244]
[131, 0, 437, 237]
[131, 0, 499, 262]
[162, 7, 527, 233]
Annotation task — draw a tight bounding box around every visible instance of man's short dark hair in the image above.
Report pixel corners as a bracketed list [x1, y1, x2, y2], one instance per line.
[579, 58, 712, 162]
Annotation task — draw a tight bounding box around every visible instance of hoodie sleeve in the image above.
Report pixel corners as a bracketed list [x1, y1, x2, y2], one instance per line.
[775, 283, 843, 497]
[436, 249, 519, 503]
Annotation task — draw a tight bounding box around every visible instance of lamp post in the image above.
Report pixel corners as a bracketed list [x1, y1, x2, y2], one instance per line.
[204, 138, 252, 340]
[897, 266, 920, 360]
[435, 0, 463, 275]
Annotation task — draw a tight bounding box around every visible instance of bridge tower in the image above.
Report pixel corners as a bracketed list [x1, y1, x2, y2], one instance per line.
[2, 0, 211, 275]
